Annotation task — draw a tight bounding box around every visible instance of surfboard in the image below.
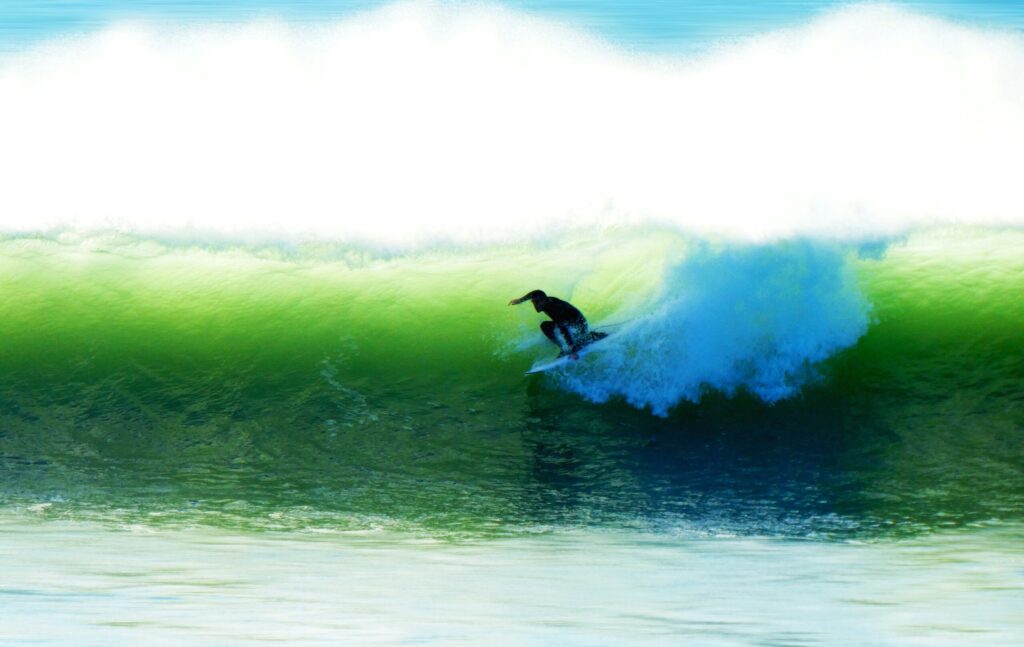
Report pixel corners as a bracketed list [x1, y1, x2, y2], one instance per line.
[524, 333, 612, 375]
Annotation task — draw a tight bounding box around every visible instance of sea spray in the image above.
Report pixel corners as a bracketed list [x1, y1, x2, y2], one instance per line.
[1, 3, 1023, 244]
[556, 240, 870, 415]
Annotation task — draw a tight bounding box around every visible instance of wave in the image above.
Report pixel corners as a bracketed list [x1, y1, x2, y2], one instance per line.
[3, 225, 1019, 415]
[1, 226, 1021, 534]
[1, 2, 1023, 247]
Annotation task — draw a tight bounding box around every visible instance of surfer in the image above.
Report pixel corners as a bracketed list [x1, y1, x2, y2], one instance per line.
[508, 290, 606, 359]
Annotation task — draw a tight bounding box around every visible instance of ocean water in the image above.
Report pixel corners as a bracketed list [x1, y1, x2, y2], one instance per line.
[1, 1, 1023, 644]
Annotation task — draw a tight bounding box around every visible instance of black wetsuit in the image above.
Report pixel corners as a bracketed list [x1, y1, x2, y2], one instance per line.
[534, 296, 606, 355]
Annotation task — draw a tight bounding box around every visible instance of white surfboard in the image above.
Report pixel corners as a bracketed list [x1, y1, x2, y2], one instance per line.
[524, 333, 612, 375]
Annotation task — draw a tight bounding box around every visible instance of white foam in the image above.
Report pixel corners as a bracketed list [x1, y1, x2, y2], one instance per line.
[1, 2, 1022, 245]
[557, 240, 870, 415]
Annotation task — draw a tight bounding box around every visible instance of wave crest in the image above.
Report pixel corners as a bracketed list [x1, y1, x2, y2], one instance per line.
[1, 3, 1023, 245]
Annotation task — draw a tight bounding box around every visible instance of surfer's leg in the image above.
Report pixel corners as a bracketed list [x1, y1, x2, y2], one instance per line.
[558, 321, 580, 354]
[541, 321, 567, 352]
[566, 319, 599, 351]
[568, 326, 606, 355]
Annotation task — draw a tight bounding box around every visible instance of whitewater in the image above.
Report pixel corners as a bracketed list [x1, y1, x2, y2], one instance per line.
[1, 2, 1022, 242]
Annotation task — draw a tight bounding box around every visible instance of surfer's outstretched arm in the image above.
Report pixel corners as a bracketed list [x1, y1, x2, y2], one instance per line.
[508, 289, 546, 307]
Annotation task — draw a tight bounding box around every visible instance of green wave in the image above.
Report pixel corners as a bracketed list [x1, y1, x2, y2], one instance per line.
[0, 227, 1021, 537]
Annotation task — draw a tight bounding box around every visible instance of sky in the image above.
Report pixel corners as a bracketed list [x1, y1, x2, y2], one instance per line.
[1, 1, 1023, 53]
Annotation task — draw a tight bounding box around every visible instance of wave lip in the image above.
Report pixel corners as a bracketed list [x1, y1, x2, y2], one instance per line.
[1, 3, 1023, 246]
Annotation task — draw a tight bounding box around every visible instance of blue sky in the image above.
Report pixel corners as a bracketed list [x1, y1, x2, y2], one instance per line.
[1, 1, 1023, 53]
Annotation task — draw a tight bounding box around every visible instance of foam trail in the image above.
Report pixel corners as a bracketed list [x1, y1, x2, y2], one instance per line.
[1, 2, 1023, 246]
[559, 241, 870, 415]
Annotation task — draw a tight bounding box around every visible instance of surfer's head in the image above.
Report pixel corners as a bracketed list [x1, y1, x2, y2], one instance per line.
[508, 290, 547, 309]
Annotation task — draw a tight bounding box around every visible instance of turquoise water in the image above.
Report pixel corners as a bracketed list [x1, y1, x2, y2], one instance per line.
[2, 1, 1024, 644]
[3, 1, 1024, 52]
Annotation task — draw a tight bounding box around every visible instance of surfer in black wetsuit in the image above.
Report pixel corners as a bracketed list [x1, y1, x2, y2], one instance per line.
[508, 290, 607, 358]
